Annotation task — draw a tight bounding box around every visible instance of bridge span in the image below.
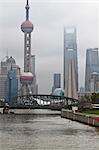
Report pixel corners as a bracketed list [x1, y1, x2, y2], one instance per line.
[5, 94, 79, 110]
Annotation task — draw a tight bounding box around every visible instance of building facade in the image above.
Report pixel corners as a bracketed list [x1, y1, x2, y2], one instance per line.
[90, 72, 99, 92]
[5, 67, 18, 103]
[31, 55, 35, 75]
[0, 74, 7, 100]
[52, 73, 61, 93]
[63, 27, 78, 95]
[31, 55, 38, 94]
[0, 56, 20, 100]
[85, 48, 99, 92]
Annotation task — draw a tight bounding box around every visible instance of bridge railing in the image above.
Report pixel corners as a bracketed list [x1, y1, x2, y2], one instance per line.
[7, 94, 79, 108]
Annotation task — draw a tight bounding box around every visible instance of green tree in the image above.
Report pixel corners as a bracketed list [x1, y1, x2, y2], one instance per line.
[91, 93, 99, 103]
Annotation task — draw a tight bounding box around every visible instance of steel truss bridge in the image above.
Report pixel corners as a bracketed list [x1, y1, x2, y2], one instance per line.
[9, 94, 79, 110]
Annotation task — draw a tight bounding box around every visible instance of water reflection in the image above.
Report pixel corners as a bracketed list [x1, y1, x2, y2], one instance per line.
[0, 109, 99, 150]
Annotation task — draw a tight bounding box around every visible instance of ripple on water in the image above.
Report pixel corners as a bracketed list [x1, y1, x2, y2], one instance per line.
[0, 110, 99, 150]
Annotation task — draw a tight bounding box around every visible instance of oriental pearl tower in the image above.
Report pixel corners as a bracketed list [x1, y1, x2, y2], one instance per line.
[21, 0, 33, 72]
[20, 0, 34, 95]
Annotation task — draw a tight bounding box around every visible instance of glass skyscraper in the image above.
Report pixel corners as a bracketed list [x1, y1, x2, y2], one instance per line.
[31, 55, 35, 76]
[85, 48, 99, 92]
[5, 67, 18, 103]
[63, 27, 78, 91]
[52, 73, 61, 93]
[30, 55, 38, 94]
[0, 56, 20, 100]
[54, 73, 61, 89]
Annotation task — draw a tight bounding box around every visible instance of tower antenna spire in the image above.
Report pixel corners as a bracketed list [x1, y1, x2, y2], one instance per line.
[25, 0, 30, 20]
[27, 0, 29, 5]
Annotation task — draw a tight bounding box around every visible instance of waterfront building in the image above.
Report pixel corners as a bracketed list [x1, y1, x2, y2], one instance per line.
[1, 56, 16, 75]
[31, 75, 38, 94]
[63, 27, 78, 97]
[65, 59, 78, 99]
[85, 48, 99, 92]
[31, 55, 38, 94]
[31, 55, 35, 75]
[79, 87, 85, 93]
[78, 91, 92, 101]
[52, 73, 61, 93]
[0, 56, 20, 100]
[90, 72, 99, 92]
[5, 67, 18, 103]
[0, 74, 7, 100]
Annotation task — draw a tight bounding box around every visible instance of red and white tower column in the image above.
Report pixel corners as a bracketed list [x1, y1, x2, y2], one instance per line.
[21, 0, 33, 72]
[20, 0, 34, 95]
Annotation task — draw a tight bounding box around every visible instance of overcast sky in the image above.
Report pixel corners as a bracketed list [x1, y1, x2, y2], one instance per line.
[0, 0, 99, 94]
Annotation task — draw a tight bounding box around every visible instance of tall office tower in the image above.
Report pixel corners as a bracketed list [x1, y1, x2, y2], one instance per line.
[90, 72, 99, 92]
[65, 59, 78, 99]
[64, 27, 78, 96]
[5, 67, 18, 103]
[0, 56, 20, 100]
[20, 0, 34, 95]
[31, 55, 35, 75]
[85, 48, 99, 92]
[52, 73, 61, 93]
[31, 55, 38, 94]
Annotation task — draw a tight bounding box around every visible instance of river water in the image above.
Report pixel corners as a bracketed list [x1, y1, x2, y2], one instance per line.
[0, 109, 99, 150]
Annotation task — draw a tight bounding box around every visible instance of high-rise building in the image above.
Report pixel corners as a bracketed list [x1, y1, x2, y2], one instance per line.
[31, 55, 35, 75]
[85, 48, 99, 92]
[0, 74, 7, 100]
[31, 55, 38, 94]
[90, 72, 99, 92]
[63, 27, 78, 94]
[5, 67, 18, 103]
[52, 73, 61, 93]
[0, 56, 20, 100]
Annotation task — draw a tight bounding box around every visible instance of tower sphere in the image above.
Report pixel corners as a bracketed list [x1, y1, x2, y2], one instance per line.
[21, 20, 33, 33]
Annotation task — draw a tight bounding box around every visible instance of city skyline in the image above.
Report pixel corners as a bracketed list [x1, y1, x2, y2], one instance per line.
[0, 0, 98, 93]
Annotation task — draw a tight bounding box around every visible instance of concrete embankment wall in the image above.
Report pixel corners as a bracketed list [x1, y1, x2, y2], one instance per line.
[61, 109, 99, 127]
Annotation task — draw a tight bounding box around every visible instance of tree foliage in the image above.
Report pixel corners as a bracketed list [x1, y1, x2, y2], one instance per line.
[91, 93, 99, 104]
